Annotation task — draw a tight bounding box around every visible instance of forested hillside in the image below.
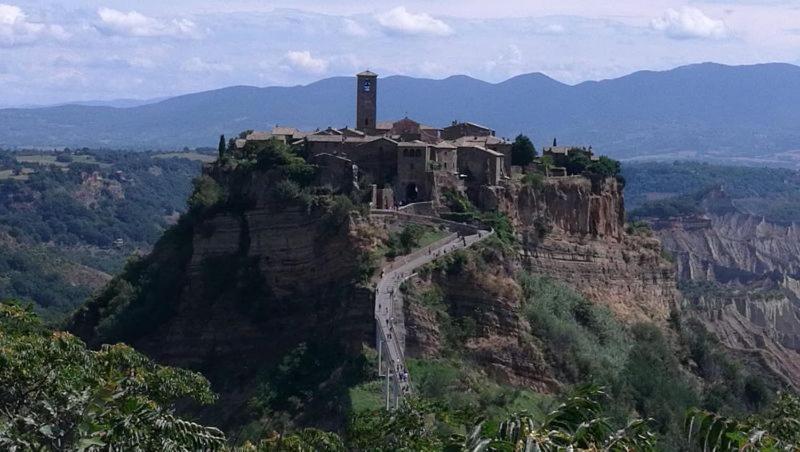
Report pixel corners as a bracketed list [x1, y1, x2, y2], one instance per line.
[3, 63, 800, 162]
[623, 161, 800, 223]
[0, 149, 208, 320]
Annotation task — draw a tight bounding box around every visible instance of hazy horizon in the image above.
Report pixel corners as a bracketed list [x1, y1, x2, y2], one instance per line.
[3, 60, 796, 109]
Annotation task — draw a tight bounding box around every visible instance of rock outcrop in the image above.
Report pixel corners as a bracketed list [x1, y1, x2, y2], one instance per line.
[650, 189, 800, 388]
[402, 175, 677, 392]
[484, 176, 677, 323]
[70, 165, 377, 428]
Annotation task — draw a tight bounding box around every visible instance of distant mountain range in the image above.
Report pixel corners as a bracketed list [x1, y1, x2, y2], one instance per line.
[3, 62, 800, 160]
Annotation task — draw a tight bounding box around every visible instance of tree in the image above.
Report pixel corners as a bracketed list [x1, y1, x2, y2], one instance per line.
[219, 134, 226, 159]
[0, 302, 226, 451]
[511, 134, 537, 167]
[540, 155, 554, 175]
[588, 155, 621, 178]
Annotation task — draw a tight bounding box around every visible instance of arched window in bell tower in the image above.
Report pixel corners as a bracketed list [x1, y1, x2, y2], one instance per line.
[363, 80, 371, 92]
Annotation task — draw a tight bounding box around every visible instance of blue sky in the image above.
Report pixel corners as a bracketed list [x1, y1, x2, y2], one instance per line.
[2, 0, 800, 105]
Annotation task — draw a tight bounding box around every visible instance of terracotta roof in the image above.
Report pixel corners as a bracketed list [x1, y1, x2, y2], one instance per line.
[338, 127, 365, 136]
[446, 121, 492, 131]
[377, 119, 440, 132]
[397, 140, 428, 148]
[271, 126, 298, 136]
[433, 141, 457, 149]
[304, 135, 345, 143]
[362, 136, 398, 145]
[246, 131, 273, 141]
[457, 144, 504, 157]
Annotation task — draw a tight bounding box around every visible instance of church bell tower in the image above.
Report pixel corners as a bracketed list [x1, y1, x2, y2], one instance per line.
[356, 70, 378, 133]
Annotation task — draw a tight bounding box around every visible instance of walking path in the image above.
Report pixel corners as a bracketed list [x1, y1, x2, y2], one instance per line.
[371, 210, 493, 409]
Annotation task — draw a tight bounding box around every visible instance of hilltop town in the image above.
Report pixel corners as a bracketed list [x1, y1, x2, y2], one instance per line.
[230, 71, 611, 210]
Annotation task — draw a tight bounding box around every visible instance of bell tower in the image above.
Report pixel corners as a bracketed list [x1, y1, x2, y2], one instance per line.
[356, 70, 378, 133]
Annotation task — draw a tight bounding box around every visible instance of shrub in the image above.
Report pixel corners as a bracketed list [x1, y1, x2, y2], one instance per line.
[522, 172, 544, 189]
[187, 174, 224, 210]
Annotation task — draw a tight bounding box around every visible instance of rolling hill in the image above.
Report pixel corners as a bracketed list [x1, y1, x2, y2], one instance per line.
[3, 62, 800, 159]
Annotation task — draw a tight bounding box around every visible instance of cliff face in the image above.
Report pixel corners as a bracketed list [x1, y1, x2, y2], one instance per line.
[651, 190, 800, 388]
[402, 253, 557, 391]
[482, 176, 676, 324]
[70, 166, 377, 427]
[661, 211, 800, 282]
[401, 176, 677, 392]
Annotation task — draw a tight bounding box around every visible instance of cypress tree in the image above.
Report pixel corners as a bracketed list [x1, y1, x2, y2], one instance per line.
[218, 134, 226, 159]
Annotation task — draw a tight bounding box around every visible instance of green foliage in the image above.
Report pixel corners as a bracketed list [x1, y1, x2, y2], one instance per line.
[82, 214, 196, 345]
[346, 386, 656, 452]
[492, 385, 656, 451]
[587, 155, 622, 178]
[0, 149, 201, 318]
[564, 151, 592, 176]
[623, 161, 800, 223]
[629, 193, 703, 220]
[347, 399, 453, 451]
[521, 172, 544, 189]
[511, 134, 537, 166]
[238, 428, 346, 451]
[625, 220, 653, 236]
[244, 342, 369, 439]
[188, 174, 225, 210]
[519, 274, 630, 385]
[621, 323, 698, 443]
[385, 224, 426, 258]
[0, 303, 225, 451]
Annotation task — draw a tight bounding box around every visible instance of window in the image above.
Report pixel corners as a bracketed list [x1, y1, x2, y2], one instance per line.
[363, 80, 371, 92]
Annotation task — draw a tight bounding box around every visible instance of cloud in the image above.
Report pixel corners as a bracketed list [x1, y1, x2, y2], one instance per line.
[376, 7, 453, 36]
[283, 50, 329, 74]
[0, 3, 69, 47]
[96, 8, 198, 38]
[651, 7, 728, 40]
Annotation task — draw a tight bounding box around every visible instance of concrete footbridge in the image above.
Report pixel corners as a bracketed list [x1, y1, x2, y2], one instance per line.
[370, 205, 493, 410]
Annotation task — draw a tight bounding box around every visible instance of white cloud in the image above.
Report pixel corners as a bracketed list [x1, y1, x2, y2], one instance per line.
[96, 8, 198, 38]
[0, 3, 68, 47]
[283, 50, 329, 74]
[651, 7, 728, 40]
[376, 6, 453, 36]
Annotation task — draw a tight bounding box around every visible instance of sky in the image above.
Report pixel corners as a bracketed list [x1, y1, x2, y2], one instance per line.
[2, 1, 800, 106]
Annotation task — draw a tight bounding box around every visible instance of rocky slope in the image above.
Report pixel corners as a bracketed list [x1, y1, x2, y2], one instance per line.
[649, 189, 800, 388]
[402, 176, 677, 391]
[69, 164, 378, 429]
[484, 176, 677, 323]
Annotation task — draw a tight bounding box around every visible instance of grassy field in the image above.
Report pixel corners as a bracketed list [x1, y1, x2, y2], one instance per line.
[0, 169, 29, 181]
[15, 154, 109, 167]
[152, 152, 216, 162]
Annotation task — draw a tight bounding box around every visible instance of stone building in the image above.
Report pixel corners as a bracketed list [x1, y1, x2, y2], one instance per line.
[442, 121, 494, 140]
[241, 71, 526, 207]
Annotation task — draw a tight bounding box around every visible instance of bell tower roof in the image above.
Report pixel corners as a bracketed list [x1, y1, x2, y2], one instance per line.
[357, 70, 378, 77]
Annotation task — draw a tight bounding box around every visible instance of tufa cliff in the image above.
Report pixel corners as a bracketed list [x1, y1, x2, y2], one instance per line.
[69, 160, 379, 430]
[401, 175, 678, 390]
[649, 189, 800, 388]
[483, 176, 677, 323]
